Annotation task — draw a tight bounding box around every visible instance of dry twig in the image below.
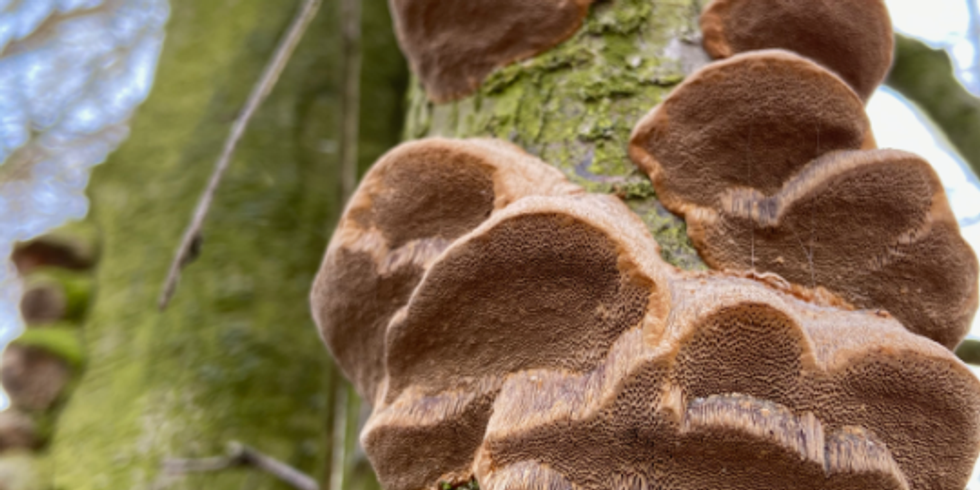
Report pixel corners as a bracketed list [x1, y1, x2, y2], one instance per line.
[158, 0, 323, 310]
[339, 0, 363, 204]
[153, 441, 319, 490]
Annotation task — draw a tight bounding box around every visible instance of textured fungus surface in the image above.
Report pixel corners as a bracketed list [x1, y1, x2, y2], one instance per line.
[699, 0, 893, 101]
[629, 50, 874, 216]
[628, 49, 978, 349]
[310, 138, 980, 490]
[686, 149, 979, 349]
[311, 138, 581, 404]
[389, 0, 594, 102]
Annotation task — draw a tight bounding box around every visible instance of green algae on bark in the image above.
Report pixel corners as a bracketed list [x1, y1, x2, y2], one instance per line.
[405, 0, 707, 270]
[46, 1, 406, 489]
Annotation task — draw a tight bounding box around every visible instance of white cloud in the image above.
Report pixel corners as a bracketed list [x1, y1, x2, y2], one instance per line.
[885, 0, 971, 44]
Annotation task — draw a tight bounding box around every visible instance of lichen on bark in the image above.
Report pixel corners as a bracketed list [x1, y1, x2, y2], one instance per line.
[405, 0, 708, 270]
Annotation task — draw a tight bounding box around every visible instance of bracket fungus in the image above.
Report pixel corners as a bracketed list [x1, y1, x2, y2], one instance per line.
[388, 0, 593, 102]
[685, 149, 979, 349]
[629, 49, 979, 349]
[311, 138, 980, 490]
[310, 138, 580, 404]
[700, 0, 893, 101]
[629, 50, 875, 216]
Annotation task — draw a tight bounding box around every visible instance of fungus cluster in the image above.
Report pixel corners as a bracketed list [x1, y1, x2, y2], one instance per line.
[630, 1, 978, 350]
[311, 139, 980, 490]
[312, 1, 980, 488]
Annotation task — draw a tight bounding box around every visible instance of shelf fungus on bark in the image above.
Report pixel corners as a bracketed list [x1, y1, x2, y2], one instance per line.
[629, 50, 874, 217]
[628, 49, 978, 349]
[388, 0, 593, 102]
[310, 138, 980, 490]
[310, 138, 580, 404]
[686, 149, 979, 350]
[700, 0, 893, 101]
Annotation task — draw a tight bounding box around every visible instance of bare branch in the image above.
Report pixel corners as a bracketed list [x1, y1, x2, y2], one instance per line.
[329, 385, 350, 490]
[339, 0, 363, 204]
[887, 34, 980, 178]
[158, 0, 323, 310]
[154, 442, 319, 490]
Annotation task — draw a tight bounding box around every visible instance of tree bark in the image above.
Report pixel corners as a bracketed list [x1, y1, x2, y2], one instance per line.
[46, 1, 406, 489]
[406, 0, 707, 270]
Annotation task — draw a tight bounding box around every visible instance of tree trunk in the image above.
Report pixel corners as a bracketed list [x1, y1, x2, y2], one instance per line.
[406, 0, 707, 270]
[46, 1, 406, 489]
[48, 0, 708, 488]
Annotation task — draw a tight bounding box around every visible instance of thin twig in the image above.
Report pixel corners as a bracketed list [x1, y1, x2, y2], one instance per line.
[329, 385, 350, 490]
[339, 0, 363, 203]
[158, 0, 323, 310]
[154, 442, 319, 490]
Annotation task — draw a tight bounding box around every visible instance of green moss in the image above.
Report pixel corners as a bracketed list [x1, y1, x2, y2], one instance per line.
[626, 199, 706, 271]
[21, 268, 94, 324]
[10, 327, 85, 369]
[440, 477, 479, 490]
[407, 0, 704, 268]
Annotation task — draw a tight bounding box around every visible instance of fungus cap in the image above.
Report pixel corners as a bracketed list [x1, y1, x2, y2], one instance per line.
[700, 0, 893, 101]
[629, 49, 874, 217]
[686, 149, 979, 349]
[310, 138, 580, 404]
[389, 0, 593, 102]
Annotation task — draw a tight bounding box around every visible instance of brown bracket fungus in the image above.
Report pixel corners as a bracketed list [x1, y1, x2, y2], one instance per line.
[628, 48, 978, 349]
[310, 138, 580, 404]
[311, 138, 980, 490]
[686, 149, 980, 349]
[388, 0, 594, 102]
[700, 0, 893, 101]
[628, 49, 875, 217]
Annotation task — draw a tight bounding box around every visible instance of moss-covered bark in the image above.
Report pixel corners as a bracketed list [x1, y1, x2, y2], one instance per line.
[887, 34, 980, 178]
[46, 1, 406, 489]
[406, 0, 707, 270]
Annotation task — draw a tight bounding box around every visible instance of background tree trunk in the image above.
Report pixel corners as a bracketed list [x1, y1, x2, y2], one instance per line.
[45, 1, 406, 489]
[887, 34, 980, 177]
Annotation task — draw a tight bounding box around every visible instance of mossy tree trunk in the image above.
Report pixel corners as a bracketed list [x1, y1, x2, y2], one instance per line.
[46, 1, 406, 489]
[407, 0, 707, 270]
[48, 0, 711, 488]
